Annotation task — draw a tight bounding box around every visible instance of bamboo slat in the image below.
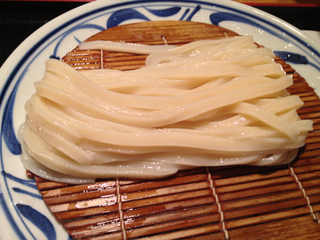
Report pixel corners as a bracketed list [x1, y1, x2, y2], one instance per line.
[28, 21, 320, 240]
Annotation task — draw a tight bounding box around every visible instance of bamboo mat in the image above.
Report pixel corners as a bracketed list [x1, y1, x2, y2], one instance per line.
[29, 21, 320, 239]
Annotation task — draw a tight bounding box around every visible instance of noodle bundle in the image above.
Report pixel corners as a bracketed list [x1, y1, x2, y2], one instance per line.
[19, 35, 313, 183]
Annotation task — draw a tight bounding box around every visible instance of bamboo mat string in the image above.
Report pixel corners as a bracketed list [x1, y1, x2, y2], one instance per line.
[288, 163, 317, 222]
[116, 178, 127, 240]
[162, 35, 168, 45]
[206, 167, 230, 240]
[100, 50, 104, 69]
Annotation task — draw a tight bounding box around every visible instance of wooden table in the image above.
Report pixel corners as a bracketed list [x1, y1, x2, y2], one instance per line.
[236, 0, 320, 6]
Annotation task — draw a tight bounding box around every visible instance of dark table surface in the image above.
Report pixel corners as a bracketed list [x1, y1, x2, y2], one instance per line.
[0, 1, 319, 67]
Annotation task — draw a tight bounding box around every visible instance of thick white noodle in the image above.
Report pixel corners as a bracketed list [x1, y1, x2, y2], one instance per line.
[78, 40, 176, 54]
[20, 36, 313, 182]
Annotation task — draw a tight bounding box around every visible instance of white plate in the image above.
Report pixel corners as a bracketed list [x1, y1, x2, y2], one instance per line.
[0, 1, 319, 239]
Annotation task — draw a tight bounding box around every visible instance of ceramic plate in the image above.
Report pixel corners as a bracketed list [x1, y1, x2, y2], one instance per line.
[0, 1, 319, 239]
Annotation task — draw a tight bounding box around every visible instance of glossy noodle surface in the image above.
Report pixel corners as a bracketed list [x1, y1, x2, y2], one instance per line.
[19, 35, 313, 183]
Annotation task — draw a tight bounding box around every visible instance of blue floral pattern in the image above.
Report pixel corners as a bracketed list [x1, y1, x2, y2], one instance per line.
[0, 1, 319, 239]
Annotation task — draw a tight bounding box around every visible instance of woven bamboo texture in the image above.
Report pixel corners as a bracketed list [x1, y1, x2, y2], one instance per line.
[29, 21, 320, 239]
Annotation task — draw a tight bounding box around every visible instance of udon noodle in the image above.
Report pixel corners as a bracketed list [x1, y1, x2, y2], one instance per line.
[19, 35, 313, 183]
